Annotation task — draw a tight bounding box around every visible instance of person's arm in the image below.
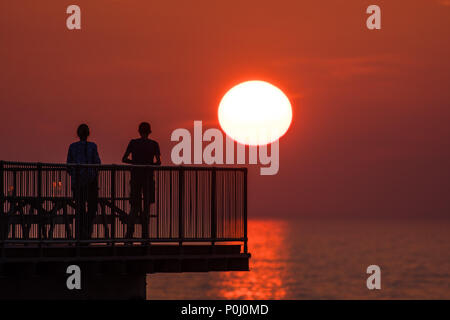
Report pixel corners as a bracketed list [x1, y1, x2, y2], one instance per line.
[154, 154, 161, 166]
[67, 144, 74, 164]
[93, 144, 101, 164]
[67, 144, 74, 176]
[154, 142, 161, 166]
[122, 141, 133, 164]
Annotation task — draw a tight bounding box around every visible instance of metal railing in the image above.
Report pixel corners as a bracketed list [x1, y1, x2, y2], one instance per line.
[0, 161, 248, 252]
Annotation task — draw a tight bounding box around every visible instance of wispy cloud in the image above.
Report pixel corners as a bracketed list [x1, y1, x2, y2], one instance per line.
[271, 54, 410, 79]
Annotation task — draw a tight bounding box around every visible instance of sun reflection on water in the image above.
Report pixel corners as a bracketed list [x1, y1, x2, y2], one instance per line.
[214, 219, 288, 299]
[147, 219, 450, 299]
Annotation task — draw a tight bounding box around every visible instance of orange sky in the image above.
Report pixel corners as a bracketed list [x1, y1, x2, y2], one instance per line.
[1, 0, 450, 218]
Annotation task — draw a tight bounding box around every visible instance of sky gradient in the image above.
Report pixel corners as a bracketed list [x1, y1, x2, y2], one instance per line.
[1, 0, 450, 218]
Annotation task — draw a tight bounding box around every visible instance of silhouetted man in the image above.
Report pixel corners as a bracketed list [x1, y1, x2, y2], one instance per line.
[67, 124, 101, 241]
[122, 122, 161, 239]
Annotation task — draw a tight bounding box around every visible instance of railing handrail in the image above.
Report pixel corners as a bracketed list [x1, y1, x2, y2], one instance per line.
[0, 160, 247, 172]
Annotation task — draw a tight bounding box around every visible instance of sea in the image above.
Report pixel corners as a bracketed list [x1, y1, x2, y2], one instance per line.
[147, 219, 450, 299]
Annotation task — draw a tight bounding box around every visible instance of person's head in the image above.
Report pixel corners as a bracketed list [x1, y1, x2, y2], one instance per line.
[138, 122, 151, 138]
[77, 124, 90, 141]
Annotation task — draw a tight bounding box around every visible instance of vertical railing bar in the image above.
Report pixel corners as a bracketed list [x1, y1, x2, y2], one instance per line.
[12, 169, 17, 198]
[211, 168, 217, 247]
[169, 170, 172, 238]
[10, 170, 15, 240]
[178, 167, 184, 246]
[0, 161, 4, 256]
[75, 165, 81, 254]
[156, 170, 159, 240]
[111, 166, 116, 245]
[122, 170, 125, 239]
[145, 167, 150, 243]
[233, 171, 238, 237]
[37, 163, 42, 255]
[243, 168, 248, 254]
[222, 172, 225, 238]
[195, 171, 198, 238]
[12, 169, 16, 239]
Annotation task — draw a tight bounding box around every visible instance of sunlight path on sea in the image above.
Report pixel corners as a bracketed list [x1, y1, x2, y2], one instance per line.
[147, 219, 450, 299]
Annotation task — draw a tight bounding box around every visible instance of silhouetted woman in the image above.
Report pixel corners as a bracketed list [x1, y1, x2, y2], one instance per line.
[67, 124, 101, 241]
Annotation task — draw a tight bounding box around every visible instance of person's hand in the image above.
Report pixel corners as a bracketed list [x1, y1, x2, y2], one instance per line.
[122, 157, 133, 164]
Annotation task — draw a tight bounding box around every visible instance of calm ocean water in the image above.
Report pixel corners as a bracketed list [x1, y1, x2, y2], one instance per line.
[147, 219, 450, 299]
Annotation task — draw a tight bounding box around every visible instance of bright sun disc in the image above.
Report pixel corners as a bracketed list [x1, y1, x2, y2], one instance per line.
[218, 80, 292, 146]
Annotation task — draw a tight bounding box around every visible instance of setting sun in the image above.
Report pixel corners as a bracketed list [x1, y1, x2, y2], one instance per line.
[218, 80, 293, 146]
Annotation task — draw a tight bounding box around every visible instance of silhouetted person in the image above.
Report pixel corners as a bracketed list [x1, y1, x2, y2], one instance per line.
[67, 124, 101, 241]
[122, 122, 161, 239]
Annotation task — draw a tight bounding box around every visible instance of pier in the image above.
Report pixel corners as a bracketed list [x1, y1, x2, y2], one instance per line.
[0, 161, 249, 299]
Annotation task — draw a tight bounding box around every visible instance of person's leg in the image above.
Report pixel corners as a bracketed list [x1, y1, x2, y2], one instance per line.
[72, 188, 81, 240]
[127, 176, 141, 239]
[141, 171, 155, 240]
[141, 179, 150, 239]
[79, 188, 88, 241]
[87, 181, 98, 240]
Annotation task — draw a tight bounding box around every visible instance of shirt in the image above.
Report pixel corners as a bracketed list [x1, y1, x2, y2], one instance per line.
[125, 138, 160, 165]
[67, 141, 101, 187]
[67, 141, 101, 165]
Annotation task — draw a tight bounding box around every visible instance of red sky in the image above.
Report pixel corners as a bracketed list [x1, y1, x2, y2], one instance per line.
[1, 1, 450, 218]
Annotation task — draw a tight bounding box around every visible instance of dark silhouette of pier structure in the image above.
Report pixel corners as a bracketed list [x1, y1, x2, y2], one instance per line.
[0, 161, 249, 299]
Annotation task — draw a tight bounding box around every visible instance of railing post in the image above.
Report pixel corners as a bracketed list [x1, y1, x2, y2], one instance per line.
[110, 166, 116, 242]
[9, 168, 16, 240]
[37, 163, 42, 245]
[12, 169, 16, 198]
[0, 161, 3, 204]
[178, 167, 184, 246]
[0, 161, 4, 253]
[0, 161, 4, 215]
[243, 168, 248, 254]
[75, 165, 81, 248]
[211, 168, 217, 246]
